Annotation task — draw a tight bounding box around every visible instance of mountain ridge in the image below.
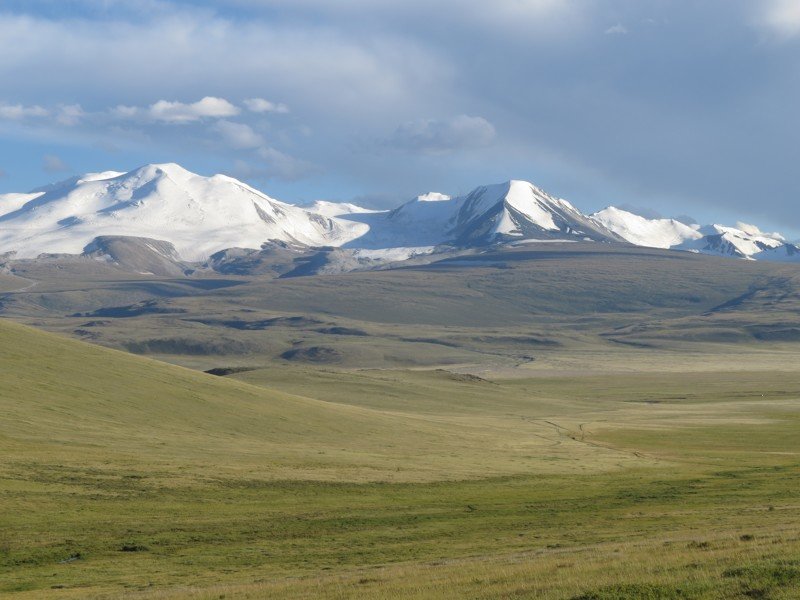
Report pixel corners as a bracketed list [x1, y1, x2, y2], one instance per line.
[1, 163, 797, 267]
[590, 206, 799, 261]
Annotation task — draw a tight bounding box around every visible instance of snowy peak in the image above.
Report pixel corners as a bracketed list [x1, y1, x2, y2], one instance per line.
[449, 180, 619, 244]
[688, 224, 787, 259]
[590, 206, 702, 249]
[592, 206, 799, 262]
[345, 179, 620, 249]
[0, 163, 367, 261]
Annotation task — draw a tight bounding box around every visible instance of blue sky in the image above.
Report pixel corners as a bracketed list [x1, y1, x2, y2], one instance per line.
[1, 0, 799, 235]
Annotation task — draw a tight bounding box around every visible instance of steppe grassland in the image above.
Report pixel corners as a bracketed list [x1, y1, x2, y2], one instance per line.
[3, 319, 800, 598]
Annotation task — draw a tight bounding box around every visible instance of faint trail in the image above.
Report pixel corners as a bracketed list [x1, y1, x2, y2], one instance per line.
[0, 277, 39, 312]
[540, 418, 743, 468]
[8, 279, 38, 293]
[516, 416, 563, 446]
[540, 419, 653, 462]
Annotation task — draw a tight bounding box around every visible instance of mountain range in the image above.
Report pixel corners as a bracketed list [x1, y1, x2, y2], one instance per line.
[0, 163, 797, 272]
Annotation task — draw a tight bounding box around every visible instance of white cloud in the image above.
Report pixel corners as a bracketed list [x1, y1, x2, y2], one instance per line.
[43, 154, 69, 173]
[605, 23, 628, 35]
[0, 103, 49, 120]
[388, 115, 496, 154]
[760, 0, 800, 37]
[212, 120, 264, 149]
[244, 98, 289, 114]
[148, 96, 240, 123]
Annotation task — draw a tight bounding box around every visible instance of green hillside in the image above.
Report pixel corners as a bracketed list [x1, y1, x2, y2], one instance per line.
[2, 317, 597, 483]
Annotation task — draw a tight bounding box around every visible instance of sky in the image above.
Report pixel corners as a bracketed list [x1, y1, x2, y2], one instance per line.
[0, 0, 799, 235]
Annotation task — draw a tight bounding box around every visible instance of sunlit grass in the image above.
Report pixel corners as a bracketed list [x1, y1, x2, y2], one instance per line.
[2, 319, 800, 598]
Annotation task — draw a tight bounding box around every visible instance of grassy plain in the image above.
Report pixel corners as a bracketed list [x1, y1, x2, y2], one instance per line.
[2, 317, 800, 598]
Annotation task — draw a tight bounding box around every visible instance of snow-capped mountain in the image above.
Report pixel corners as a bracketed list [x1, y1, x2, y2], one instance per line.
[682, 224, 786, 259]
[0, 163, 797, 267]
[0, 163, 366, 261]
[0, 168, 621, 261]
[336, 180, 620, 249]
[591, 207, 800, 261]
[450, 180, 619, 245]
[589, 207, 702, 249]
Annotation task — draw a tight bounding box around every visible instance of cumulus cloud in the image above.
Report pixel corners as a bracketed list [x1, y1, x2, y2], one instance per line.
[244, 98, 289, 114]
[110, 96, 241, 123]
[212, 120, 264, 149]
[111, 97, 241, 124]
[388, 115, 496, 154]
[43, 154, 69, 173]
[3, 97, 241, 128]
[0, 103, 49, 120]
[760, 0, 800, 37]
[148, 96, 240, 123]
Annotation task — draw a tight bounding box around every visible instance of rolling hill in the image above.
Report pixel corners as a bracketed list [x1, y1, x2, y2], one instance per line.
[1, 316, 571, 483]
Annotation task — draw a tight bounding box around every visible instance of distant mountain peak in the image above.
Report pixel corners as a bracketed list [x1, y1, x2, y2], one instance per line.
[0, 163, 366, 261]
[591, 206, 798, 261]
[0, 163, 796, 265]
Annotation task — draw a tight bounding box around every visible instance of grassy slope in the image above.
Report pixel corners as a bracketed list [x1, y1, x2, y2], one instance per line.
[4, 318, 615, 483]
[3, 318, 800, 598]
